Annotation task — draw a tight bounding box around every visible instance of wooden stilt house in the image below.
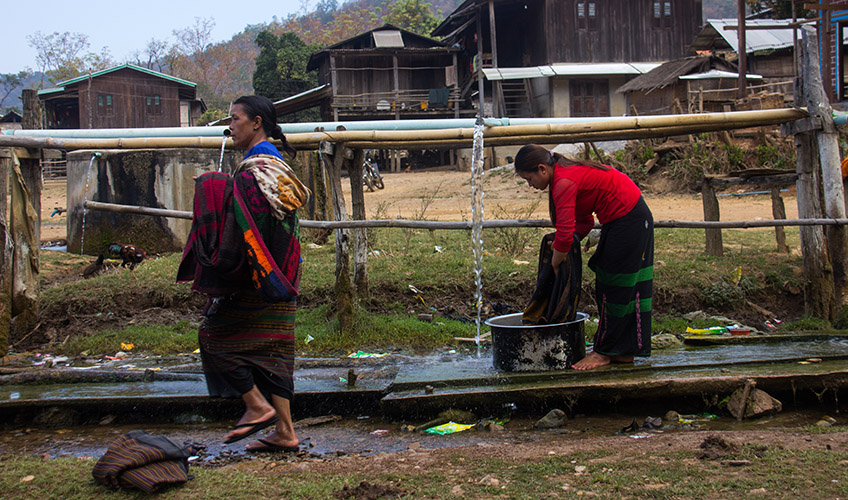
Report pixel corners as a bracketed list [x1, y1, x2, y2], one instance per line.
[306, 24, 468, 121]
[431, 0, 704, 118]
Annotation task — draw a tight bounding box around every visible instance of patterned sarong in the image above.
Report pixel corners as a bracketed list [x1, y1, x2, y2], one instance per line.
[234, 154, 310, 219]
[177, 154, 305, 301]
[588, 197, 653, 357]
[200, 291, 296, 400]
[92, 430, 192, 493]
[177, 153, 306, 399]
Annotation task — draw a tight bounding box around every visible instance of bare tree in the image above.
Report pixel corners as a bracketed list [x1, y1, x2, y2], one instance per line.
[172, 17, 216, 75]
[27, 31, 90, 85]
[144, 38, 171, 72]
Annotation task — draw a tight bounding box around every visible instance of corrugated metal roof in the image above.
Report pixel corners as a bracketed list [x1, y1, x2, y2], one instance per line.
[373, 30, 404, 48]
[679, 69, 763, 80]
[483, 63, 662, 81]
[37, 63, 196, 96]
[689, 19, 797, 54]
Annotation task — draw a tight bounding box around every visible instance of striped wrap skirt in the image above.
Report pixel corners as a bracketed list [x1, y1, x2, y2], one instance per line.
[587, 197, 653, 358]
[198, 289, 296, 400]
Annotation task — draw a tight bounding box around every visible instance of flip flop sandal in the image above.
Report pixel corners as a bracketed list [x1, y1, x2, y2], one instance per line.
[223, 415, 279, 444]
[245, 438, 300, 453]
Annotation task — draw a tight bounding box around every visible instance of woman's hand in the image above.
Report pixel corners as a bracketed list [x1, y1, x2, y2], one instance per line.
[551, 248, 567, 274]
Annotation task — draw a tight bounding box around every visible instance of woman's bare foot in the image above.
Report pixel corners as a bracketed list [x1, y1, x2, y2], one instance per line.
[224, 406, 277, 443]
[572, 353, 633, 370]
[245, 429, 299, 452]
[572, 351, 611, 370]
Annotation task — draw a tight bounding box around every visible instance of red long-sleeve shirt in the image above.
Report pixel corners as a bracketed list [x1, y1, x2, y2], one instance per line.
[550, 163, 641, 252]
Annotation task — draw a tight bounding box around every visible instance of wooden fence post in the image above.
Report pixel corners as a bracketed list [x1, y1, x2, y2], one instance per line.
[21, 89, 42, 130]
[9, 148, 41, 341]
[701, 177, 723, 256]
[770, 187, 789, 253]
[0, 149, 11, 353]
[793, 131, 836, 318]
[348, 148, 369, 300]
[320, 141, 354, 332]
[799, 25, 848, 299]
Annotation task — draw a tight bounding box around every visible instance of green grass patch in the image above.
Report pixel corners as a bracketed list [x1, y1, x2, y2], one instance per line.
[55, 321, 198, 356]
[3, 443, 848, 499]
[295, 304, 475, 355]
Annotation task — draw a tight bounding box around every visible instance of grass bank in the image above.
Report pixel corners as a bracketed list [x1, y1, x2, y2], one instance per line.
[27, 214, 837, 357]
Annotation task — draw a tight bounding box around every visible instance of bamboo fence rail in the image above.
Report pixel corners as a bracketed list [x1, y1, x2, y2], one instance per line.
[83, 200, 848, 230]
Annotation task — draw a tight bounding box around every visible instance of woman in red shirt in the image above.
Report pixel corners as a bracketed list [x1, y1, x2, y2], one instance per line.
[514, 144, 654, 370]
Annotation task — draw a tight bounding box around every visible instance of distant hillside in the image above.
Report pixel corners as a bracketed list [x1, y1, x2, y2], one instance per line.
[1, 72, 46, 113]
[703, 0, 740, 20]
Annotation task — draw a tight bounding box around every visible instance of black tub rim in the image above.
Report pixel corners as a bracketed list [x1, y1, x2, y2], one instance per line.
[484, 311, 589, 329]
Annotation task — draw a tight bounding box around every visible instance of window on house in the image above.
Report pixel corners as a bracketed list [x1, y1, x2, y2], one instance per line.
[570, 80, 609, 117]
[576, 1, 598, 31]
[652, 1, 672, 29]
[96, 93, 114, 116]
[145, 95, 162, 115]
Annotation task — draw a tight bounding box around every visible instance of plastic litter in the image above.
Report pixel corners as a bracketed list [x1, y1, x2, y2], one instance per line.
[423, 421, 474, 435]
[685, 326, 728, 336]
[305, 334, 315, 344]
[348, 351, 388, 359]
[369, 429, 390, 436]
[408, 284, 426, 305]
[121, 343, 134, 351]
[677, 413, 718, 424]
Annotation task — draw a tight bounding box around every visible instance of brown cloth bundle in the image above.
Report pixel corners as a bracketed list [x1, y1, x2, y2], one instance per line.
[522, 233, 582, 325]
[92, 430, 193, 493]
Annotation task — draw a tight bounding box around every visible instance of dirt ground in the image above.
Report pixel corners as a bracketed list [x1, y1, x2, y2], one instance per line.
[38, 169, 798, 243]
[348, 168, 797, 222]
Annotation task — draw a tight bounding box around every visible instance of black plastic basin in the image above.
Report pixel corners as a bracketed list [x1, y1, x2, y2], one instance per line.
[484, 312, 588, 372]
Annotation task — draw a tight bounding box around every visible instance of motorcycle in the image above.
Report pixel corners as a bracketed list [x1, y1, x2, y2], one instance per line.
[362, 154, 384, 192]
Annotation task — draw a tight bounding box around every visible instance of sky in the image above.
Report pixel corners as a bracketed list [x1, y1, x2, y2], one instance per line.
[2, 0, 305, 74]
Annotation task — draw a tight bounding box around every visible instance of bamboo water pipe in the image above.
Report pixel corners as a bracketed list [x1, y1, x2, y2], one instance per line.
[0, 108, 808, 152]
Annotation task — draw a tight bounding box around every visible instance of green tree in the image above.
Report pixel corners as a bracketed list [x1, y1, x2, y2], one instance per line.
[383, 0, 442, 37]
[252, 31, 319, 122]
[0, 71, 29, 111]
[196, 108, 229, 126]
[745, 0, 812, 18]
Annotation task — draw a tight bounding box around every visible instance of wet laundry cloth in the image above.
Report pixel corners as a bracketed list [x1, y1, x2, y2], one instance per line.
[92, 430, 193, 493]
[523, 233, 582, 325]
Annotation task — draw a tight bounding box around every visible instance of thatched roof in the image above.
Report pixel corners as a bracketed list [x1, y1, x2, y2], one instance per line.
[617, 55, 737, 94]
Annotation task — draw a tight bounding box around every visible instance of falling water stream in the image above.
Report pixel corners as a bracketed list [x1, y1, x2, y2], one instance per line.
[470, 117, 486, 347]
[218, 129, 230, 172]
[79, 152, 100, 255]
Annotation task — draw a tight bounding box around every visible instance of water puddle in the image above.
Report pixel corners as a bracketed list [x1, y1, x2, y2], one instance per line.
[0, 410, 834, 462]
[5, 337, 848, 402]
[40, 243, 68, 252]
